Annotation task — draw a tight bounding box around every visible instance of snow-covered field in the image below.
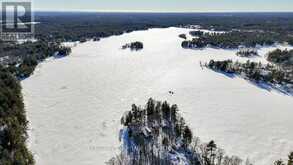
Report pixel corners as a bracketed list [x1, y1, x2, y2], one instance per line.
[22, 27, 293, 165]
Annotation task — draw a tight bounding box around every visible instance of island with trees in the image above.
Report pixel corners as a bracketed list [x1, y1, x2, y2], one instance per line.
[179, 34, 187, 39]
[122, 41, 144, 51]
[236, 48, 258, 57]
[109, 98, 245, 165]
[108, 98, 293, 165]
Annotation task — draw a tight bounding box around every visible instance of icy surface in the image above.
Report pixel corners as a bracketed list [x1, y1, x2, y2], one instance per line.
[22, 27, 293, 165]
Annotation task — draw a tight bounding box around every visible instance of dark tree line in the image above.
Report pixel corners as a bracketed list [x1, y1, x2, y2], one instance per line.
[33, 12, 293, 43]
[0, 66, 34, 165]
[182, 30, 291, 49]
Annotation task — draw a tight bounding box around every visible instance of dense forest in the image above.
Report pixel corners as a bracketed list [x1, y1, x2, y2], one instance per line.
[0, 66, 34, 165]
[33, 12, 293, 42]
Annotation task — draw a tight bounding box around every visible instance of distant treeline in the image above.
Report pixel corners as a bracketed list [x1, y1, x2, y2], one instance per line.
[34, 12, 293, 42]
[182, 30, 293, 49]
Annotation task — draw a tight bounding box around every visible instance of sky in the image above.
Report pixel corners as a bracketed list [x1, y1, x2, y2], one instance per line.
[34, 0, 293, 12]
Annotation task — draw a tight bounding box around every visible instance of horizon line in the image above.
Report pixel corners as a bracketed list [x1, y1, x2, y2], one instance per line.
[32, 9, 293, 13]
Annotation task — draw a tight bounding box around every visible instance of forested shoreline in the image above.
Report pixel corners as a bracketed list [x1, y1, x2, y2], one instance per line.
[0, 66, 34, 164]
[205, 48, 293, 95]
[0, 41, 71, 164]
[182, 30, 293, 49]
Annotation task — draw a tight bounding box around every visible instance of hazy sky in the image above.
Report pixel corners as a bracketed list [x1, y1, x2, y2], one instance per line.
[34, 0, 293, 12]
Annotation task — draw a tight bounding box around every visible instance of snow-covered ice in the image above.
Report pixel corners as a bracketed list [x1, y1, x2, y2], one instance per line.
[21, 27, 293, 165]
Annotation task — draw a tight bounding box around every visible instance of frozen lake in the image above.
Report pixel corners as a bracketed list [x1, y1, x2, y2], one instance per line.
[22, 27, 293, 165]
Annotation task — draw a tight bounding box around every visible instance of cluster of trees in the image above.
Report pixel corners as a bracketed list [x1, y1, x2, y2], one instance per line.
[182, 38, 207, 49]
[236, 48, 258, 57]
[179, 34, 187, 39]
[267, 49, 293, 68]
[0, 66, 34, 164]
[122, 41, 143, 51]
[109, 98, 247, 165]
[206, 60, 293, 89]
[113, 98, 199, 165]
[189, 30, 204, 37]
[195, 140, 248, 165]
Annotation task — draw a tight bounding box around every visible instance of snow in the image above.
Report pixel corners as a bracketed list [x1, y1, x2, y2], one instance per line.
[21, 27, 293, 165]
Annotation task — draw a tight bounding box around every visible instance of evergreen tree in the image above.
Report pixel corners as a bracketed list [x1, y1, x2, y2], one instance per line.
[288, 152, 293, 165]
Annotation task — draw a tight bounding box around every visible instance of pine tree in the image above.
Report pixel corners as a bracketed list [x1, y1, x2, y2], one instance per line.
[288, 152, 293, 165]
[183, 126, 193, 146]
[207, 140, 217, 165]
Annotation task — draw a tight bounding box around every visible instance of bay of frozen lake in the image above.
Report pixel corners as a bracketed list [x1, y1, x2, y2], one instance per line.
[22, 27, 293, 165]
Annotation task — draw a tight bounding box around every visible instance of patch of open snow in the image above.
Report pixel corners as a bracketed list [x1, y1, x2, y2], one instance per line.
[22, 27, 293, 165]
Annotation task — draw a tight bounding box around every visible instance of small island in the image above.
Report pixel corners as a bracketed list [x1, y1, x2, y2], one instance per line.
[179, 34, 187, 39]
[122, 41, 144, 51]
[182, 38, 206, 49]
[189, 30, 204, 37]
[236, 48, 258, 57]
